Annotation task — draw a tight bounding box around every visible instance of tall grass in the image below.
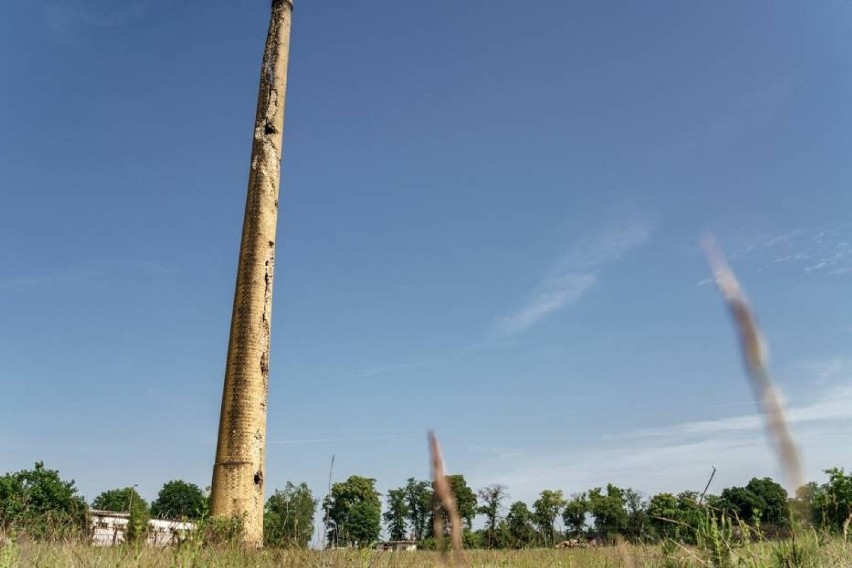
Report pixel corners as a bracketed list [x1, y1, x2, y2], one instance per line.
[429, 430, 464, 564]
[3, 537, 850, 567]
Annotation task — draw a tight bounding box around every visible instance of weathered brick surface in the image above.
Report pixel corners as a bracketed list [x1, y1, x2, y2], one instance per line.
[210, 0, 293, 547]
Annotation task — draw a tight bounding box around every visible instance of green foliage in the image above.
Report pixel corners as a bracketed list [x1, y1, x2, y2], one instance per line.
[648, 492, 680, 540]
[476, 484, 508, 548]
[719, 477, 790, 530]
[746, 477, 790, 528]
[92, 486, 150, 542]
[624, 488, 649, 542]
[382, 488, 408, 541]
[323, 476, 381, 548]
[810, 467, 852, 533]
[198, 514, 245, 546]
[532, 489, 565, 547]
[402, 478, 432, 541]
[695, 511, 736, 568]
[91, 487, 146, 515]
[790, 482, 819, 527]
[0, 535, 19, 568]
[0, 462, 87, 539]
[463, 528, 484, 549]
[562, 493, 588, 537]
[675, 492, 704, 536]
[431, 475, 477, 534]
[264, 482, 316, 548]
[150, 480, 206, 520]
[506, 501, 536, 548]
[493, 519, 514, 549]
[3, 461, 849, 557]
[588, 484, 628, 541]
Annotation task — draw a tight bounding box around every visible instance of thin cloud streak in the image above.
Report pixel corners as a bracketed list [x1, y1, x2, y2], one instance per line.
[729, 226, 852, 276]
[43, 1, 145, 38]
[468, 375, 852, 500]
[346, 362, 422, 380]
[494, 222, 652, 336]
[611, 380, 852, 441]
[268, 434, 409, 446]
[0, 260, 171, 291]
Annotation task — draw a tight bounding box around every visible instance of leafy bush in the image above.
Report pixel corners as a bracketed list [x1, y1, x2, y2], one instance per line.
[264, 482, 316, 548]
[151, 480, 206, 520]
[0, 462, 86, 540]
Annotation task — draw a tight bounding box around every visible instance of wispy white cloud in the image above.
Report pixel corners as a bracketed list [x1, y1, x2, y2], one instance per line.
[641, 75, 796, 162]
[470, 444, 524, 461]
[269, 434, 406, 446]
[345, 362, 422, 380]
[268, 437, 335, 446]
[613, 383, 852, 441]
[0, 260, 171, 291]
[728, 226, 852, 276]
[0, 267, 98, 290]
[493, 222, 652, 336]
[467, 360, 852, 501]
[706, 75, 795, 138]
[798, 357, 852, 384]
[43, 0, 145, 38]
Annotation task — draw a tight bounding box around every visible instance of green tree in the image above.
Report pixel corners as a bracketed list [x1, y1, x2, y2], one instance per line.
[719, 477, 789, 528]
[588, 484, 628, 541]
[92, 486, 149, 542]
[264, 482, 316, 548]
[648, 491, 705, 545]
[562, 493, 588, 537]
[464, 528, 485, 549]
[322, 476, 381, 548]
[383, 487, 408, 541]
[745, 477, 789, 528]
[791, 481, 819, 527]
[494, 519, 513, 549]
[150, 480, 206, 520]
[0, 462, 87, 539]
[447, 475, 478, 529]
[476, 484, 508, 548]
[648, 492, 680, 540]
[506, 501, 536, 548]
[532, 489, 565, 547]
[812, 468, 852, 532]
[675, 492, 704, 544]
[624, 488, 649, 542]
[402, 478, 432, 541]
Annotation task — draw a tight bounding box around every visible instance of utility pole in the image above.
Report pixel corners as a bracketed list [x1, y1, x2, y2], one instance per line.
[127, 483, 138, 514]
[210, 0, 294, 547]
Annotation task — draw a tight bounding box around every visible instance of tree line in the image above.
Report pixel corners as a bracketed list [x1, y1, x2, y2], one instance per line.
[0, 462, 314, 548]
[2, 462, 850, 549]
[321, 469, 852, 549]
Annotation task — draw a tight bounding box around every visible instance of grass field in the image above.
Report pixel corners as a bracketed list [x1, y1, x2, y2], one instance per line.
[3, 537, 850, 568]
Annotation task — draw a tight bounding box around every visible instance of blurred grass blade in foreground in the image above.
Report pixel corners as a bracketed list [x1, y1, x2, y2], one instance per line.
[702, 236, 803, 490]
[429, 430, 464, 563]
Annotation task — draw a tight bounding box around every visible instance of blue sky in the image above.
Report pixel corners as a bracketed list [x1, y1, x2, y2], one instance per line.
[2, 0, 852, 536]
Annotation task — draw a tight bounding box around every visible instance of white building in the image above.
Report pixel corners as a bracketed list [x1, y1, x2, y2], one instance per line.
[89, 510, 130, 546]
[375, 540, 417, 551]
[87, 510, 196, 547]
[147, 518, 196, 547]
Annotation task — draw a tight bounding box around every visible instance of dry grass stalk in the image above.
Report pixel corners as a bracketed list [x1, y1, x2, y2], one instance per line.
[702, 237, 804, 490]
[428, 430, 464, 563]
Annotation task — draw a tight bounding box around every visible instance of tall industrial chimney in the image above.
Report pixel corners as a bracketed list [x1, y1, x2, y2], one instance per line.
[210, 0, 293, 547]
